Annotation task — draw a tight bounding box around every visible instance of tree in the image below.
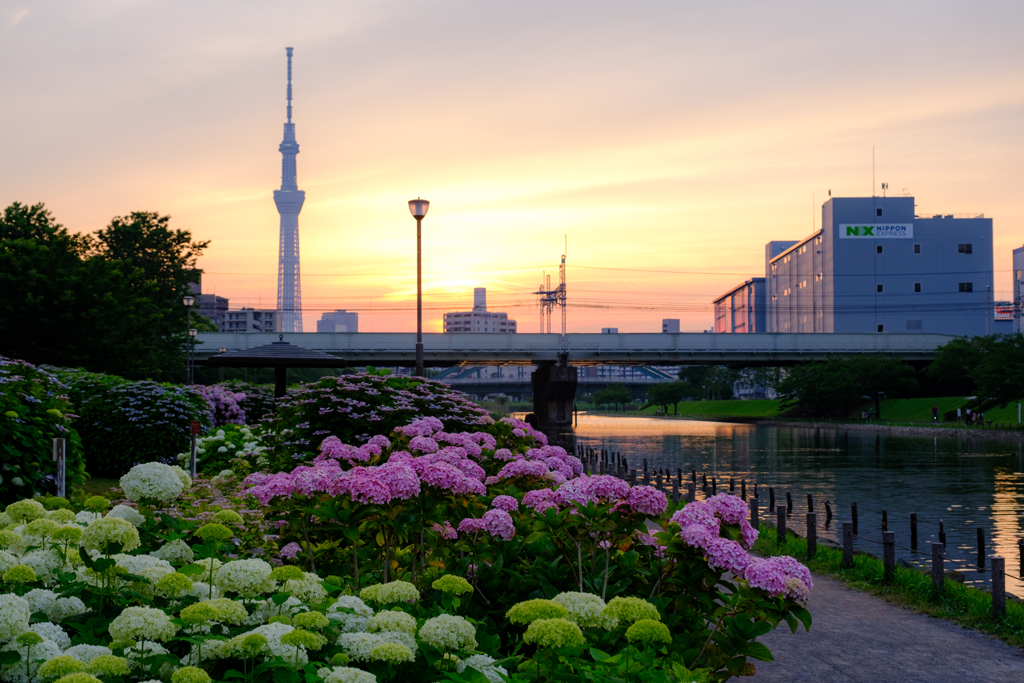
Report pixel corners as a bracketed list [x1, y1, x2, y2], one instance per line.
[776, 355, 918, 418]
[678, 365, 739, 400]
[0, 202, 209, 381]
[971, 334, 1024, 409]
[646, 381, 694, 414]
[925, 337, 982, 396]
[594, 383, 632, 411]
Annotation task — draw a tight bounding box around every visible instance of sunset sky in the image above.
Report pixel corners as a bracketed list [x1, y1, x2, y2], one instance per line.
[4, 1, 1023, 333]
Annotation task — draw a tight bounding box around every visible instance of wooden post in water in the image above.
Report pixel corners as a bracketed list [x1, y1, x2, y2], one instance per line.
[729, 477, 734, 492]
[977, 527, 986, 568]
[711, 478, 717, 495]
[1019, 539, 1024, 579]
[842, 522, 854, 567]
[786, 491, 793, 514]
[910, 513, 918, 551]
[687, 482, 696, 504]
[741, 480, 747, 501]
[883, 531, 895, 583]
[806, 493, 814, 513]
[807, 512, 817, 558]
[777, 508, 786, 546]
[691, 469, 697, 484]
[769, 487, 776, 512]
[939, 520, 946, 547]
[750, 496, 759, 530]
[882, 509, 887, 532]
[851, 502, 858, 534]
[932, 543, 944, 591]
[671, 479, 679, 504]
[825, 500, 833, 525]
[992, 557, 1006, 619]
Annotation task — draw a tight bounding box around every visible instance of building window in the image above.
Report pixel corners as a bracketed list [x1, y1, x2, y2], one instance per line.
[877, 324, 884, 332]
[877, 284, 884, 293]
[914, 244, 921, 254]
[959, 282, 973, 292]
[876, 245, 883, 254]
[906, 320, 922, 331]
[958, 243, 973, 254]
[876, 208, 883, 217]
[914, 282, 922, 293]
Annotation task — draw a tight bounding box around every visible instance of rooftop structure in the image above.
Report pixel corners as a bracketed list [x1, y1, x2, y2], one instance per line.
[317, 310, 359, 333]
[662, 319, 680, 333]
[223, 308, 277, 333]
[443, 288, 517, 333]
[274, 47, 305, 333]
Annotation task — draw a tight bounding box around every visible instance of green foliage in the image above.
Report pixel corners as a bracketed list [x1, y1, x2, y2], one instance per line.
[777, 355, 918, 418]
[593, 384, 632, 410]
[263, 373, 491, 467]
[0, 357, 86, 504]
[638, 399, 785, 418]
[0, 202, 208, 381]
[677, 366, 739, 400]
[644, 382, 695, 414]
[175, 424, 267, 476]
[51, 367, 212, 478]
[218, 380, 278, 422]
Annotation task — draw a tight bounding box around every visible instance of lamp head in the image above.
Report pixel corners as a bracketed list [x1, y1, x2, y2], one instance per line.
[183, 295, 196, 307]
[188, 329, 198, 338]
[408, 198, 430, 219]
[218, 347, 227, 353]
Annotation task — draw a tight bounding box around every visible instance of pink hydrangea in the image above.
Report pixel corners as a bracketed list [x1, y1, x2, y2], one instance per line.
[739, 518, 759, 549]
[670, 501, 720, 532]
[707, 494, 748, 525]
[553, 478, 597, 507]
[679, 524, 720, 551]
[430, 521, 458, 540]
[376, 464, 421, 500]
[627, 486, 668, 516]
[481, 509, 515, 541]
[545, 471, 568, 485]
[247, 472, 295, 505]
[290, 464, 340, 496]
[493, 449, 515, 461]
[338, 468, 392, 504]
[704, 538, 751, 575]
[497, 460, 549, 480]
[522, 488, 559, 514]
[367, 434, 392, 449]
[279, 542, 302, 560]
[468, 432, 497, 449]
[587, 475, 631, 501]
[243, 472, 270, 487]
[409, 436, 439, 454]
[491, 495, 519, 512]
[458, 517, 484, 534]
[744, 556, 813, 600]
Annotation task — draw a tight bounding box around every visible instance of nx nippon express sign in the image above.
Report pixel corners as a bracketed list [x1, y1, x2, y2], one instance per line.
[839, 223, 914, 239]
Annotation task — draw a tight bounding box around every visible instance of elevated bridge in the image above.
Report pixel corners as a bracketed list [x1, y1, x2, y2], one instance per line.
[196, 332, 954, 434]
[195, 332, 954, 367]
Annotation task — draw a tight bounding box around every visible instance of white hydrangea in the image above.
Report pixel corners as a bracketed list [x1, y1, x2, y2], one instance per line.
[108, 606, 178, 642]
[63, 644, 112, 663]
[48, 596, 88, 623]
[246, 622, 307, 664]
[457, 654, 508, 683]
[337, 630, 417, 662]
[106, 505, 145, 527]
[120, 463, 185, 502]
[326, 596, 373, 633]
[248, 596, 307, 625]
[552, 591, 612, 628]
[418, 614, 477, 652]
[317, 666, 378, 683]
[170, 466, 193, 490]
[0, 593, 31, 641]
[75, 511, 101, 525]
[0, 551, 17, 574]
[20, 549, 63, 584]
[0, 638, 61, 683]
[27, 622, 70, 651]
[188, 581, 220, 601]
[366, 610, 417, 635]
[183, 637, 229, 665]
[115, 554, 174, 581]
[284, 572, 327, 604]
[125, 640, 175, 678]
[150, 539, 195, 565]
[22, 589, 57, 617]
[216, 559, 274, 597]
[45, 509, 77, 524]
[0, 513, 13, 528]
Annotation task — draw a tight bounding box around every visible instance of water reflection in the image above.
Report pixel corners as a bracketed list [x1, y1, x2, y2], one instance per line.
[574, 414, 1024, 597]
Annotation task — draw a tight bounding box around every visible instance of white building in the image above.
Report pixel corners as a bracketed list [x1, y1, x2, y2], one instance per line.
[443, 288, 517, 333]
[662, 319, 680, 333]
[317, 310, 358, 333]
[223, 308, 277, 332]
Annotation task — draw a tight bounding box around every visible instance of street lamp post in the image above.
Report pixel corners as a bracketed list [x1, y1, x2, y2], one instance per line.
[183, 296, 195, 384]
[218, 347, 227, 381]
[188, 328, 198, 384]
[408, 198, 430, 377]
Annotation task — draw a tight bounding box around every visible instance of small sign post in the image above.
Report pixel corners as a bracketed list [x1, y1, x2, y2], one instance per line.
[52, 438, 66, 498]
[189, 421, 200, 479]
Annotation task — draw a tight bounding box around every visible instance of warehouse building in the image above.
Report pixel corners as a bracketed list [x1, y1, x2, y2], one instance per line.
[713, 196, 994, 336]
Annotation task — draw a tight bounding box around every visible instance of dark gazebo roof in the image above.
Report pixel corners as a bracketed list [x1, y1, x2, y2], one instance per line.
[206, 338, 347, 368]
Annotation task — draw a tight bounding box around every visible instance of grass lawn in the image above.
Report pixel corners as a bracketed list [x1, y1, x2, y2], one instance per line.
[637, 399, 786, 418]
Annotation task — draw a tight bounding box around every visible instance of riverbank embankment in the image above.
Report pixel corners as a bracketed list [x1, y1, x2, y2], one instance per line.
[767, 420, 1024, 442]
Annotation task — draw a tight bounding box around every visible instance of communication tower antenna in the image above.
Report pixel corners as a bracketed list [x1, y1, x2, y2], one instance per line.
[545, 275, 552, 333]
[534, 247, 568, 338]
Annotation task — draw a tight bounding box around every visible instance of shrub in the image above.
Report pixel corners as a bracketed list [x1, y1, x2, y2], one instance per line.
[262, 372, 491, 468]
[0, 357, 86, 504]
[219, 380, 277, 423]
[196, 385, 247, 426]
[53, 368, 212, 478]
[175, 424, 267, 475]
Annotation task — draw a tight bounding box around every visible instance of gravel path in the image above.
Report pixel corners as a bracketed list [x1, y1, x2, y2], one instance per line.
[752, 573, 1024, 682]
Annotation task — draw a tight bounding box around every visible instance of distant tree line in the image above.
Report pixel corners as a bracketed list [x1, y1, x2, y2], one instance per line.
[0, 202, 208, 381]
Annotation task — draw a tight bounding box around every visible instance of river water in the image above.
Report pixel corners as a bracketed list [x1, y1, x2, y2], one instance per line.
[572, 414, 1024, 597]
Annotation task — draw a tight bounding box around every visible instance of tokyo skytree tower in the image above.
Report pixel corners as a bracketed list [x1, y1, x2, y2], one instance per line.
[273, 47, 305, 332]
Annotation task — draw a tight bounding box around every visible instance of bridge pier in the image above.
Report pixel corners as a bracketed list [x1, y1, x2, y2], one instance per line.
[530, 358, 577, 451]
